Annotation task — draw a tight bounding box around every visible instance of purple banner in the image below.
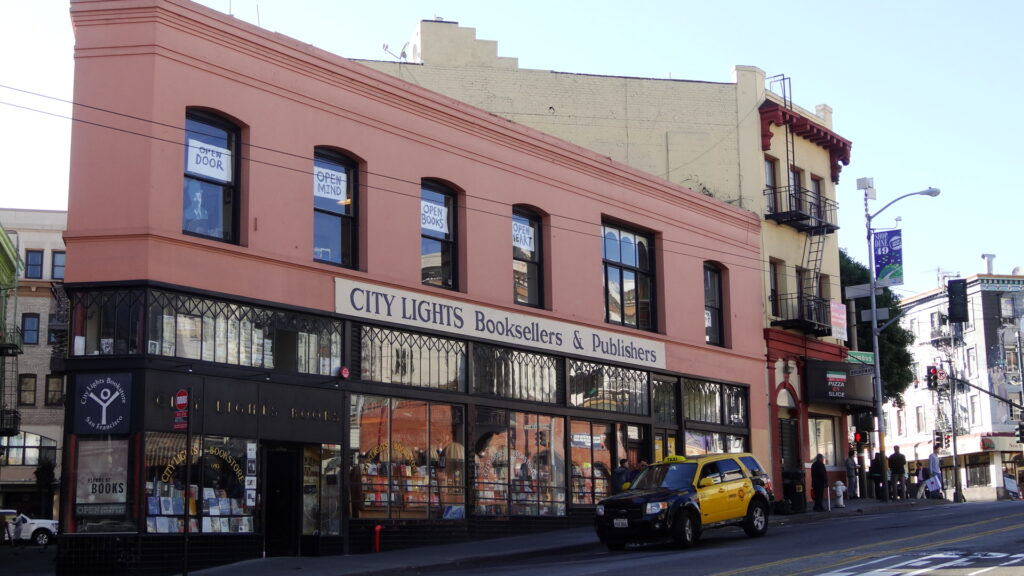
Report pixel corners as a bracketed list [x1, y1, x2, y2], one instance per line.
[873, 230, 903, 287]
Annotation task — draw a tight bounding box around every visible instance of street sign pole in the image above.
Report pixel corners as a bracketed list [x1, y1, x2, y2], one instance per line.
[178, 387, 192, 576]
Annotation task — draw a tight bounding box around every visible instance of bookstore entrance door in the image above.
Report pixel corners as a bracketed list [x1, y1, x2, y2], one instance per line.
[264, 442, 301, 556]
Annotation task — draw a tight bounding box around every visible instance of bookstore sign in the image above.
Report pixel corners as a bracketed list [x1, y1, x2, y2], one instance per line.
[74, 373, 132, 435]
[335, 278, 665, 369]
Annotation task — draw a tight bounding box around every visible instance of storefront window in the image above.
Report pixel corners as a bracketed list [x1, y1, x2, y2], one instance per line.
[808, 417, 836, 465]
[360, 326, 467, 391]
[69, 289, 146, 356]
[473, 408, 566, 516]
[349, 395, 465, 520]
[472, 343, 561, 403]
[684, 379, 722, 424]
[569, 420, 612, 505]
[73, 437, 133, 533]
[318, 444, 342, 536]
[568, 360, 648, 415]
[651, 376, 678, 425]
[141, 432, 255, 534]
[685, 430, 724, 455]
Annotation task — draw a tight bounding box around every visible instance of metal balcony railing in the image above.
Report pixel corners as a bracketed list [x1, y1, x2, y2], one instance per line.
[0, 325, 23, 357]
[764, 185, 839, 234]
[770, 293, 833, 336]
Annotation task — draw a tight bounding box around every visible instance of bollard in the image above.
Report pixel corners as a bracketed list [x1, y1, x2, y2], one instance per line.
[374, 524, 382, 553]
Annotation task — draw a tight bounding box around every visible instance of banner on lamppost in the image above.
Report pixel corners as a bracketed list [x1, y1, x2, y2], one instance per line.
[873, 229, 903, 287]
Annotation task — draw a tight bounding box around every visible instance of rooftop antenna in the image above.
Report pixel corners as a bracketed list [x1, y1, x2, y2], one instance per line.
[382, 42, 408, 61]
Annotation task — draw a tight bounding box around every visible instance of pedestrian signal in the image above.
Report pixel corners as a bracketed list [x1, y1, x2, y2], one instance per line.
[933, 430, 942, 447]
[925, 366, 939, 389]
[853, 430, 869, 444]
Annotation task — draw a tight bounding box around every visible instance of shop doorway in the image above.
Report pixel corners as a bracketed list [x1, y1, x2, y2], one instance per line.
[264, 443, 301, 556]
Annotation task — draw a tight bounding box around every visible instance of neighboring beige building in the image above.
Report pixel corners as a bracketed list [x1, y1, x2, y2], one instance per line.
[358, 21, 858, 501]
[0, 208, 67, 518]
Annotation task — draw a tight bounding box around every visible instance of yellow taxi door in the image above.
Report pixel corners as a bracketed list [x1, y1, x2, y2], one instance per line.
[696, 462, 728, 524]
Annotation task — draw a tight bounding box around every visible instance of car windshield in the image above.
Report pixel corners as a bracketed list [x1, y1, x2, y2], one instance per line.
[631, 462, 698, 491]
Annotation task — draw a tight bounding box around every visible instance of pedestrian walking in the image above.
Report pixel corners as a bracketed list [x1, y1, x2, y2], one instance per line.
[811, 453, 828, 511]
[868, 452, 886, 501]
[845, 449, 859, 499]
[611, 459, 631, 494]
[889, 446, 907, 499]
[11, 510, 28, 554]
[927, 444, 944, 498]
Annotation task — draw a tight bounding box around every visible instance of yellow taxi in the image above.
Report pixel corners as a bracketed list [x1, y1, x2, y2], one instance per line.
[594, 453, 772, 550]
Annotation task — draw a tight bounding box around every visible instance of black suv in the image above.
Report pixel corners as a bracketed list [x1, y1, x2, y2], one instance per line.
[594, 453, 772, 550]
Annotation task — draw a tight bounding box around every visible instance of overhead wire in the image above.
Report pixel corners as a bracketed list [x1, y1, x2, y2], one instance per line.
[0, 83, 843, 291]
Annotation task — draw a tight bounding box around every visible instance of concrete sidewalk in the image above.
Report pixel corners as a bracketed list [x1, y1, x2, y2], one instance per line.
[189, 497, 951, 576]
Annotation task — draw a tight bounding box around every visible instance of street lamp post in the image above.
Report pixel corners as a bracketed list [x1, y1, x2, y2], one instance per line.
[861, 180, 940, 502]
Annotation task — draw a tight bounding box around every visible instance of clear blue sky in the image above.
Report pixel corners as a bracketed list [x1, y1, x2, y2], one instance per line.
[1, 0, 1020, 297]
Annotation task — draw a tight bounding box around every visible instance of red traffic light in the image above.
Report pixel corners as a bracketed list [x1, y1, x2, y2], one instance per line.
[853, 431, 869, 443]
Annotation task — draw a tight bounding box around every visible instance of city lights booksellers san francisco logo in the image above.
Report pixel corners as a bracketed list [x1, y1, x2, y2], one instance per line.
[79, 375, 130, 432]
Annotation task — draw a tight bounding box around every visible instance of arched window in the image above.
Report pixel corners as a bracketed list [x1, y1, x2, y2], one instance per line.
[182, 110, 240, 243]
[420, 181, 457, 290]
[512, 207, 542, 307]
[313, 148, 358, 267]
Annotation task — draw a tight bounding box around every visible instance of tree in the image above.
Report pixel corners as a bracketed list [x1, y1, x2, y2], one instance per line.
[839, 249, 916, 403]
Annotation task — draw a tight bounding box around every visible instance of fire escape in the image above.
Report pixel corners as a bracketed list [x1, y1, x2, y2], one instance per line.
[761, 75, 847, 337]
[1, 304, 23, 438]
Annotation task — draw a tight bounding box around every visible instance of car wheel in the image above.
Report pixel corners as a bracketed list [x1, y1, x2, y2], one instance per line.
[604, 539, 627, 551]
[743, 499, 768, 537]
[33, 530, 52, 546]
[672, 510, 698, 548]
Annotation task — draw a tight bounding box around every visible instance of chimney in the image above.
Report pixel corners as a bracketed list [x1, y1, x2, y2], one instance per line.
[981, 253, 996, 274]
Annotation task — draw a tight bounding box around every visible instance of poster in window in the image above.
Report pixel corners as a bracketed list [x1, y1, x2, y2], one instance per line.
[512, 220, 534, 252]
[421, 200, 449, 234]
[202, 316, 216, 362]
[227, 318, 239, 364]
[161, 315, 176, 356]
[176, 314, 203, 359]
[186, 138, 232, 182]
[240, 318, 252, 367]
[75, 438, 129, 516]
[313, 165, 348, 203]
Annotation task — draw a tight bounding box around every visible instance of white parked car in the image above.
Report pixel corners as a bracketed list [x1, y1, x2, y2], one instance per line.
[1, 509, 59, 546]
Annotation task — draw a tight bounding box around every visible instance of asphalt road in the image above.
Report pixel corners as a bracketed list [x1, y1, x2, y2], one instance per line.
[420, 501, 1024, 576]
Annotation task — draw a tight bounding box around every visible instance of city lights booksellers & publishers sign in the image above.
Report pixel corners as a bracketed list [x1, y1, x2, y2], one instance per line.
[335, 278, 665, 369]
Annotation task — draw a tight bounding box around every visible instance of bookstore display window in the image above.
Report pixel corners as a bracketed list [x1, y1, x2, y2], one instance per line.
[142, 432, 256, 534]
[569, 420, 612, 505]
[684, 430, 746, 455]
[72, 437, 133, 533]
[471, 343, 561, 404]
[473, 407, 566, 516]
[349, 395, 465, 520]
[69, 288, 344, 377]
[304, 444, 342, 536]
[568, 359, 649, 415]
[360, 325, 466, 391]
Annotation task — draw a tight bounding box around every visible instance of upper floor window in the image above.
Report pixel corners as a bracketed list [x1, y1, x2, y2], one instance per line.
[313, 148, 357, 267]
[704, 263, 723, 346]
[45, 375, 64, 407]
[809, 177, 823, 219]
[52, 251, 65, 280]
[421, 181, 457, 290]
[182, 110, 239, 243]
[512, 208, 542, 307]
[769, 260, 781, 317]
[18, 374, 37, 406]
[602, 222, 654, 331]
[21, 313, 40, 345]
[764, 157, 779, 212]
[25, 250, 43, 279]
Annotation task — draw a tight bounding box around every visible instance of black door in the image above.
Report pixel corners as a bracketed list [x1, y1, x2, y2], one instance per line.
[264, 444, 301, 556]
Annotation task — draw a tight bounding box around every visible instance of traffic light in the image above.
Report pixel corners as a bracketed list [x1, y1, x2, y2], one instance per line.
[925, 366, 939, 389]
[943, 433, 952, 449]
[853, 430, 869, 446]
[933, 430, 943, 447]
[1017, 421, 1024, 444]
[948, 278, 968, 323]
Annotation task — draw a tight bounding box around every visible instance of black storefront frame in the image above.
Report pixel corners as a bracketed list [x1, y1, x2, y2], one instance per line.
[57, 283, 756, 574]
